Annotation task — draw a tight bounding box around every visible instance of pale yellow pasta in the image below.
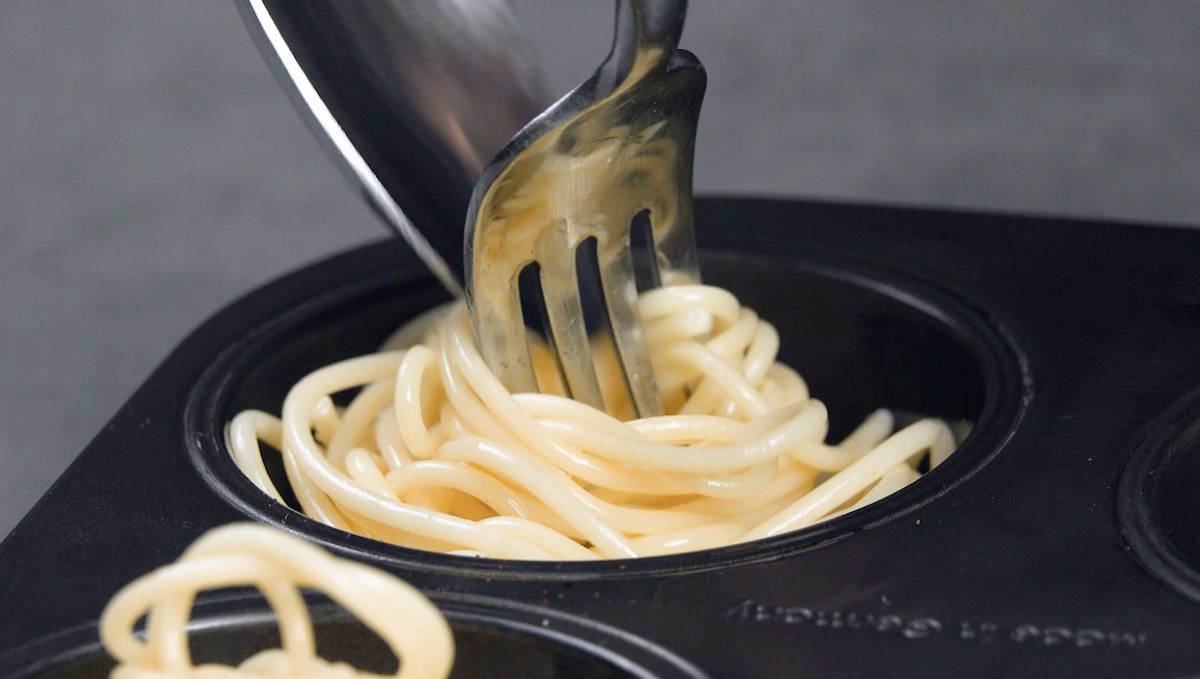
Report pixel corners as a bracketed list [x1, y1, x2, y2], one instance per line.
[99, 524, 454, 679]
[227, 285, 959, 559]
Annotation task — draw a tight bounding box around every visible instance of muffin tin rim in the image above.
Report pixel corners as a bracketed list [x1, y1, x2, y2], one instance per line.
[0, 590, 709, 679]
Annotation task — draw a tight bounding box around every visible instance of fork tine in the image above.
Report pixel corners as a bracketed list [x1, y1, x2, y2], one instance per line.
[598, 240, 663, 418]
[469, 273, 539, 395]
[539, 239, 607, 412]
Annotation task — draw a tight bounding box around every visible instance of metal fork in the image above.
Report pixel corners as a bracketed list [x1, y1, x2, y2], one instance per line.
[465, 0, 705, 419]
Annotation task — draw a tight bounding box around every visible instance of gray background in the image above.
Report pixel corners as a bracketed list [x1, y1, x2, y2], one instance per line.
[2, 0, 1199, 539]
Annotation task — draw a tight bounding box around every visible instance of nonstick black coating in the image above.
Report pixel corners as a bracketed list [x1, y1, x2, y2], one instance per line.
[3, 197, 1200, 679]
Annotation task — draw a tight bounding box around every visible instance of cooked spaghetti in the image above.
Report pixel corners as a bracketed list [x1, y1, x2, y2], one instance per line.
[99, 523, 454, 679]
[227, 284, 958, 559]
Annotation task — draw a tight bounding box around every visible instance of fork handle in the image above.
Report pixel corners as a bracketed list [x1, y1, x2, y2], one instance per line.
[598, 0, 688, 94]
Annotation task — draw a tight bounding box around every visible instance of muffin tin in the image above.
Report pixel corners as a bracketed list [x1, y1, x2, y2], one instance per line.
[1, 196, 1198, 678]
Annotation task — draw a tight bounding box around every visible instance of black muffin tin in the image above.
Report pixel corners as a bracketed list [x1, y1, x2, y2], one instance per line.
[3, 197, 1200, 678]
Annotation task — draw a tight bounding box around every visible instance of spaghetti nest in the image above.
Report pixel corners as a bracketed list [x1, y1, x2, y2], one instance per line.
[228, 285, 958, 560]
[99, 524, 454, 679]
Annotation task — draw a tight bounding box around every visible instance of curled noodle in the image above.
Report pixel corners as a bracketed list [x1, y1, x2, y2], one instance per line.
[99, 524, 454, 679]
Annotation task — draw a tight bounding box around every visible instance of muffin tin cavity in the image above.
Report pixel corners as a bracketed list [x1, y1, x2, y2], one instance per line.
[187, 248, 1025, 576]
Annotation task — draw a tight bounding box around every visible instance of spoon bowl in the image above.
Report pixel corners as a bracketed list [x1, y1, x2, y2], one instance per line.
[235, 0, 550, 294]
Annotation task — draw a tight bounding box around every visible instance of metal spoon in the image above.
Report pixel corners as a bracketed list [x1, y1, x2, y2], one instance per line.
[234, 0, 550, 295]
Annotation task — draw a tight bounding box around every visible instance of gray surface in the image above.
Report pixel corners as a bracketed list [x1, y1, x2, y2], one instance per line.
[2, 0, 1199, 540]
